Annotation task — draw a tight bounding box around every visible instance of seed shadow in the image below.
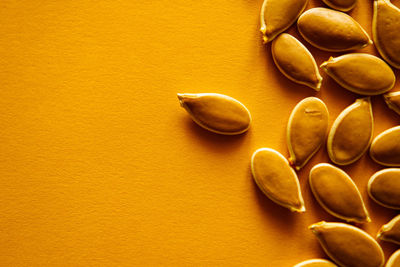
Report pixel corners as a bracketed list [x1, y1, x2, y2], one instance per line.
[182, 117, 249, 153]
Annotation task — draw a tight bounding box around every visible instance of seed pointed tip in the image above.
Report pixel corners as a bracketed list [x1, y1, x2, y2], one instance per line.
[297, 206, 306, 213]
[177, 93, 185, 106]
[309, 221, 325, 231]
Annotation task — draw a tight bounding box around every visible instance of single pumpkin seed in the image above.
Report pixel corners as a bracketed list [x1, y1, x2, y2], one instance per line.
[327, 97, 373, 166]
[368, 168, 400, 209]
[377, 214, 400, 244]
[384, 91, 400, 116]
[320, 53, 395, 95]
[321, 0, 357, 12]
[177, 93, 251, 135]
[294, 259, 337, 267]
[373, 0, 400, 69]
[297, 8, 372, 52]
[309, 221, 385, 267]
[251, 148, 305, 212]
[386, 250, 400, 267]
[272, 33, 323, 91]
[287, 97, 329, 170]
[370, 126, 400, 166]
[309, 163, 370, 223]
[260, 0, 308, 43]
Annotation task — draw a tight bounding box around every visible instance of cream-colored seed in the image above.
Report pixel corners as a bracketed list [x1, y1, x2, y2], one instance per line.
[177, 93, 251, 135]
[321, 0, 357, 12]
[373, 0, 400, 69]
[309, 163, 370, 223]
[321, 53, 395, 95]
[297, 8, 372, 52]
[377, 214, 400, 245]
[251, 148, 305, 212]
[384, 91, 400, 115]
[327, 97, 373, 166]
[368, 168, 400, 209]
[386, 250, 400, 267]
[272, 34, 323, 91]
[260, 0, 308, 43]
[287, 97, 329, 170]
[309, 221, 385, 267]
[370, 126, 400, 166]
[293, 259, 337, 267]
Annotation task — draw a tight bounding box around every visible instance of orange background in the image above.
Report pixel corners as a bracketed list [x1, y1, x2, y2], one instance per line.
[0, 0, 399, 266]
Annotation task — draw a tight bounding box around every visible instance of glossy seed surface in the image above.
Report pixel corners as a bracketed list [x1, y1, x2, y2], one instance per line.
[368, 168, 400, 209]
[384, 91, 400, 115]
[321, 53, 395, 95]
[373, 0, 400, 69]
[309, 163, 370, 223]
[321, 0, 357, 12]
[177, 93, 251, 135]
[370, 126, 400, 166]
[294, 259, 337, 267]
[260, 0, 308, 43]
[287, 97, 328, 170]
[310, 221, 384, 267]
[272, 34, 322, 90]
[251, 148, 305, 212]
[377, 214, 400, 245]
[327, 98, 373, 166]
[386, 250, 400, 267]
[297, 8, 372, 52]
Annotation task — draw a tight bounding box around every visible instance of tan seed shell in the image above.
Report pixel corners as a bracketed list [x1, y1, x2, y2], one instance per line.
[309, 163, 370, 223]
[377, 214, 400, 244]
[287, 97, 329, 170]
[177, 93, 251, 135]
[321, 0, 357, 12]
[370, 126, 400, 167]
[294, 259, 337, 267]
[251, 148, 305, 212]
[373, 0, 400, 69]
[368, 168, 400, 209]
[384, 91, 400, 115]
[327, 97, 373, 166]
[321, 54, 395, 95]
[297, 8, 372, 52]
[260, 0, 308, 43]
[309, 221, 385, 267]
[386, 250, 400, 267]
[272, 34, 323, 91]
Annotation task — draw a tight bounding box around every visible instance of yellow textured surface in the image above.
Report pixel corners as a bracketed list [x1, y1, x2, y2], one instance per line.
[0, 0, 399, 266]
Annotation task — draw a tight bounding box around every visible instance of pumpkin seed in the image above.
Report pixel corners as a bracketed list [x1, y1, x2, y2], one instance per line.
[260, 0, 308, 43]
[321, 53, 395, 96]
[370, 126, 400, 167]
[287, 97, 329, 170]
[373, 0, 400, 69]
[297, 8, 372, 52]
[384, 91, 400, 116]
[177, 93, 251, 135]
[309, 163, 370, 223]
[368, 168, 400, 209]
[309, 221, 385, 267]
[272, 33, 323, 91]
[377, 214, 400, 245]
[327, 97, 373, 166]
[251, 148, 305, 212]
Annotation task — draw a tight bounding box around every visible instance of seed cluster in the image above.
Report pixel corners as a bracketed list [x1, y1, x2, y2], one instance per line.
[178, 0, 400, 266]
